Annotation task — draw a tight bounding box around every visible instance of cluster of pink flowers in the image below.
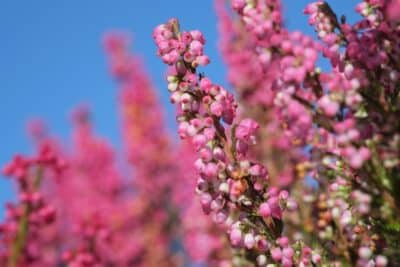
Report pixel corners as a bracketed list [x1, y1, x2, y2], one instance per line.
[152, 0, 399, 266]
[153, 18, 318, 266]
[104, 33, 229, 266]
[1, 0, 400, 266]
[215, 0, 398, 266]
[1, 144, 65, 266]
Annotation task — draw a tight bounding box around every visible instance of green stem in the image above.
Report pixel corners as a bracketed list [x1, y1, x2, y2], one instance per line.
[368, 141, 392, 192]
[8, 167, 43, 267]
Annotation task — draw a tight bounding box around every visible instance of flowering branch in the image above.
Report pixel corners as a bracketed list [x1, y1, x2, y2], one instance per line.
[153, 18, 314, 266]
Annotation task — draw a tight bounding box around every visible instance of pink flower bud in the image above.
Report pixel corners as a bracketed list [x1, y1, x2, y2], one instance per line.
[318, 95, 339, 117]
[358, 247, 372, 259]
[271, 247, 282, 262]
[279, 190, 289, 200]
[199, 148, 212, 162]
[236, 118, 259, 141]
[213, 211, 228, 224]
[230, 227, 242, 246]
[212, 147, 226, 161]
[232, 0, 246, 10]
[376, 255, 388, 267]
[259, 202, 271, 218]
[312, 252, 321, 264]
[193, 134, 207, 150]
[257, 255, 267, 266]
[210, 101, 223, 116]
[203, 162, 218, 180]
[282, 247, 294, 258]
[199, 78, 212, 93]
[282, 257, 293, 267]
[249, 164, 266, 176]
[278, 236, 289, 247]
[190, 30, 205, 43]
[244, 232, 255, 249]
[195, 55, 210, 66]
[189, 40, 203, 55]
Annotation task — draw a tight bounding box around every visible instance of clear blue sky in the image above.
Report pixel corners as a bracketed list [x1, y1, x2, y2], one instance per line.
[0, 1, 359, 218]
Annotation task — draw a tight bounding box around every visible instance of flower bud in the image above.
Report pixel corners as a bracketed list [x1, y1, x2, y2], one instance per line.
[230, 227, 242, 246]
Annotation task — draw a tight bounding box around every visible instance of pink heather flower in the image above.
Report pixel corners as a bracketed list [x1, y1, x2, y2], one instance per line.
[184, 51, 195, 62]
[282, 247, 294, 258]
[170, 91, 182, 103]
[178, 121, 189, 138]
[210, 101, 223, 116]
[200, 193, 212, 214]
[231, 0, 246, 10]
[375, 255, 388, 267]
[259, 202, 271, 218]
[203, 162, 219, 180]
[199, 148, 213, 162]
[253, 181, 263, 191]
[279, 190, 289, 200]
[210, 197, 225, 211]
[249, 164, 267, 177]
[235, 140, 249, 156]
[236, 118, 259, 141]
[358, 247, 372, 259]
[212, 147, 226, 161]
[200, 193, 212, 206]
[257, 255, 267, 266]
[189, 40, 204, 55]
[203, 127, 216, 140]
[180, 92, 193, 104]
[256, 236, 270, 251]
[340, 210, 352, 226]
[244, 233, 255, 249]
[193, 134, 207, 150]
[230, 227, 242, 246]
[190, 30, 205, 43]
[304, 2, 321, 14]
[195, 55, 210, 66]
[286, 199, 298, 211]
[277, 236, 289, 247]
[180, 31, 192, 44]
[157, 40, 171, 54]
[286, 100, 304, 117]
[344, 147, 371, 169]
[318, 95, 339, 117]
[268, 187, 280, 196]
[268, 197, 283, 219]
[200, 77, 213, 92]
[162, 50, 179, 65]
[214, 210, 228, 224]
[271, 247, 283, 262]
[282, 257, 293, 267]
[312, 252, 322, 264]
[303, 247, 312, 258]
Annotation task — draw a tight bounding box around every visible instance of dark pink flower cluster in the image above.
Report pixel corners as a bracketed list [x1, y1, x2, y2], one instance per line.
[1, 144, 65, 267]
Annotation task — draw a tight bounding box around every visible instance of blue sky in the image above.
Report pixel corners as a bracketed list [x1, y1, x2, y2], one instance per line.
[0, 1, 359, 218]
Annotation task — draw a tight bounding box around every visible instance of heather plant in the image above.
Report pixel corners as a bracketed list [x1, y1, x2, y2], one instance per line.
[1, 1, 400, 266]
